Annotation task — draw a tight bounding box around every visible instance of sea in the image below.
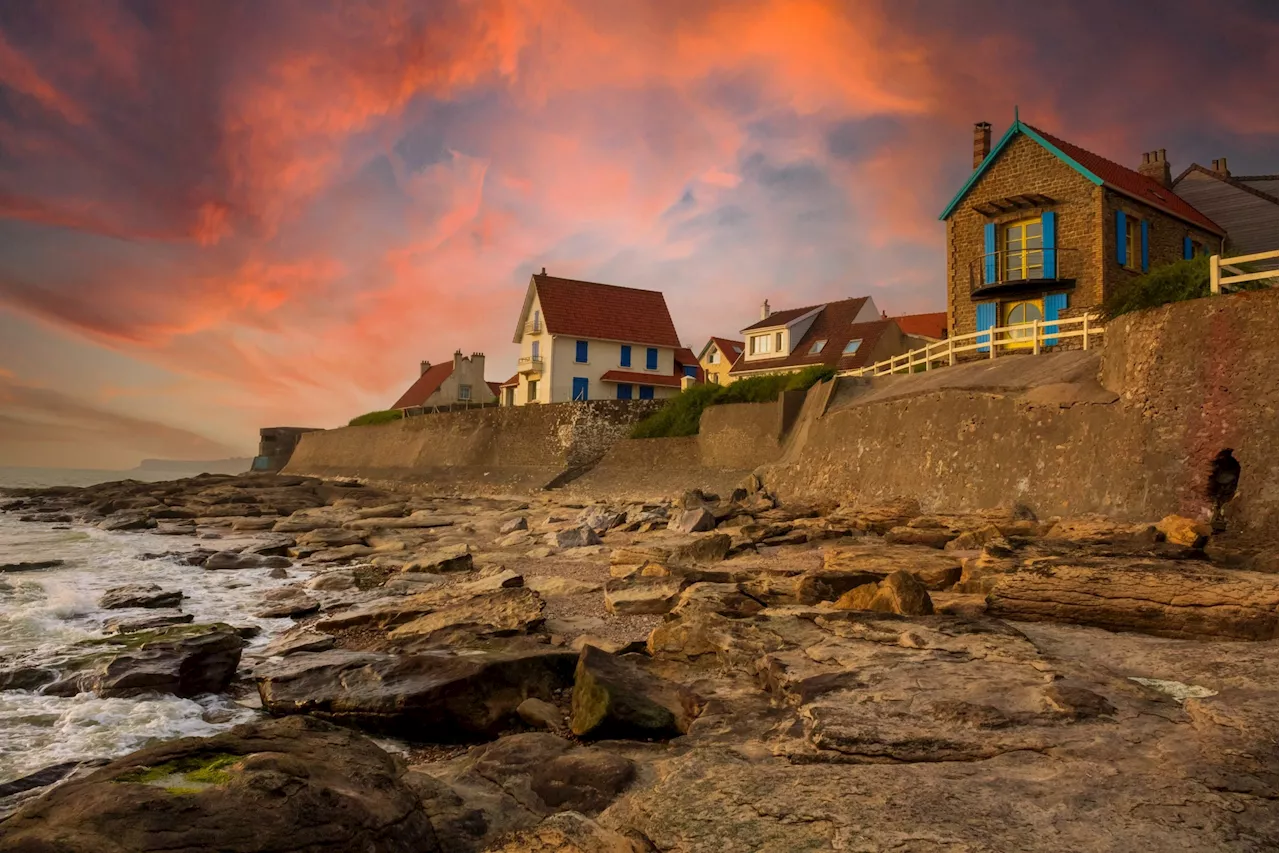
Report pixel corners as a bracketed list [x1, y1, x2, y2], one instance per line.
[0, 466, 293, 786]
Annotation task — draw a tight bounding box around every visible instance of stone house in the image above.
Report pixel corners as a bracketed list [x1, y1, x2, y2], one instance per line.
[509, 271, 688, 403]
[729, 296, 911, 379]
[697, 337, 744, 385]
[940, 117, 1226, 344]
[391, 350, 499, 411]
[1171, 160, 1277, 268]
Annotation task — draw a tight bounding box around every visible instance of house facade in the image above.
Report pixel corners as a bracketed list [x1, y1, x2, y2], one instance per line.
[697, 337, 743, 385]
[729, 296, 911, 378]
[391, 351, 498, 411]
[509, 271, 686, 404]
[941, 118, 1225, 343]
[1172, 160, 1278, 267]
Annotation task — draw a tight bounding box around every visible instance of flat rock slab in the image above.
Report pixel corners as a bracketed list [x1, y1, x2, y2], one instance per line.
[388, 587, 545, 646]
[256, 647, 577, 737]
[99, 584, 185, 610]
[987, 560, 1279, 640]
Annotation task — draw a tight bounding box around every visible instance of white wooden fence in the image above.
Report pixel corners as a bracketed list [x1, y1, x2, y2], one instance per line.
[1209, 250, 1280, 294]
[842, 314, 1104, 378]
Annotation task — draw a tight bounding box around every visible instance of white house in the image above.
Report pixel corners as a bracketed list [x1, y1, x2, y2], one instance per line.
[508, 271, 687, 404]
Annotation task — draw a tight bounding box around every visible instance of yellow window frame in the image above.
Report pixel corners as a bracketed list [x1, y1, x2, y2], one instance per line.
[1125, 216, 1143, 270]
[1001, 217, 1043, 281]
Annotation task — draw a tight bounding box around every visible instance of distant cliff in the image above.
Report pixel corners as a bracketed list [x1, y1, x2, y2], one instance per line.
[133, 458, 252, 475]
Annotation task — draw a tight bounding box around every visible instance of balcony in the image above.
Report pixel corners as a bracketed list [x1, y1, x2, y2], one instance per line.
[523, 319, 543, 335]
[517, 355, 544, 375]
[968, 247, 1080, 299]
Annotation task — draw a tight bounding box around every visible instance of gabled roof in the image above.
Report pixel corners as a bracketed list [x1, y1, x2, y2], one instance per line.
[1171, 163, 1279, 205]
[891, 311, 948, 340]
[500, 374, 519, 388]
[698, 336, 744, 365]
[731, 300, 895, 374]
[524, 274, 682, 348]
[740, 303, 830, 333]
[940, 118, 1225, 235]
[392, 362, 454, 409]
[485, 381, 501, 398]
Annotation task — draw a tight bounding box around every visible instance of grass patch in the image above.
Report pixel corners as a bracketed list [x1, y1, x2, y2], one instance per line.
[116, 753, 242, 791]
[630, 365, 835, 438]
[1103, 255, 1273, 320]
[349, 409, 404, 427]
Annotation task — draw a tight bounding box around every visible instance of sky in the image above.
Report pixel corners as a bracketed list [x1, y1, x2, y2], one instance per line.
[0, 0, 1276, 469]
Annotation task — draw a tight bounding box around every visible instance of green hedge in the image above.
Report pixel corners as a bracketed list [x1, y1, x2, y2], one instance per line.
[1103, 255, 1272, 320]
[348, 409, 404, 427]
[630, 365, 835, 439]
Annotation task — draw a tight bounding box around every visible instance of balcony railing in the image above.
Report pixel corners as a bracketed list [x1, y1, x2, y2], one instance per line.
[517, 355, 544, 374]
[524, 319, 543, 335]
[968, 247, 1080, 297]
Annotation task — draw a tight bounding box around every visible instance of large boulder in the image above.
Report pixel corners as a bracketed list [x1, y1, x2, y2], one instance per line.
[0, 716, 441, 853]
[569, 645, 703, 739]
[388, 587, 546, 646]
[667, 508, 716, 534]
[603, 576, 685, 615]
[546, 527, 603, 550]
[256, 647, 577, 737]
[833, 570, 934, 616]
[98, 584, 184, 610]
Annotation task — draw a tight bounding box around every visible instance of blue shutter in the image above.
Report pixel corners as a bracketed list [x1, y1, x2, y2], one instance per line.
[619, 345, 631, 367]
[1043, 293, 1067, 347]
[1183, 236, 1193, 260]
[1115, 210, 1127, 265]
[575, 340, 588, 362]
[976, 302, 997, 352]
[638, 385, 654, 400]
[616, 383, 632, 400]
[983, 223, 997, 284]
[1041, 211, 1057, 278]
[646, 348, 658, 370]
[1140, 220, 1149, 272]
[572, 377, 589, 401]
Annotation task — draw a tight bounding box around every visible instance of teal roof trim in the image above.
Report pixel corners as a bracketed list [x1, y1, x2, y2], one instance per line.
[938, 120, 1103, 220]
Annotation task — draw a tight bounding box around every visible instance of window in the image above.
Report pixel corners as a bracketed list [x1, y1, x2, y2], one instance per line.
[458, 384, 471, 401]
[504, 387, 515, 406]
[683, 365, 697, 378]
[616, 383, 633, 400]
[1124, 216, 1142, 270]
[532, 310, 541, 332]
[646, 348, 658, 370]
[1002, 300, 1044, 348]
[732, 346, 742, 356]
[843, 339, 863, 355]
[572, 377, 589, 401]
[711, 373, 721, 385]
[1002, 217, 1043, 281]
[531, 340, 540, 359]
[527, 380, 538, 402]
[638, 385, 654, 400]
[750, 334, 773, 355]
[775, 331, 784, 352]
[620, 345, 631, 368]
[809, 340, 827, 355]
[709, 349, 720, 365]
[1191, 240, 1204, 257]
[575, 340, 588, 363]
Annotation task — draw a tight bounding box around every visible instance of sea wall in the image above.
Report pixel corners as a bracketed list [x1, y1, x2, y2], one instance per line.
[283, 401, 660, 495]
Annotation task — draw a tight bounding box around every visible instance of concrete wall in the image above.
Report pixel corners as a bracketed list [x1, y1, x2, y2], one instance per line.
[284, 401, 661, 495]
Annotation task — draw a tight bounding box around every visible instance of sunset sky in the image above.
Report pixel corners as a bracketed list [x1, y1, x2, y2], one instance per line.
[0, 0, 1276, 469]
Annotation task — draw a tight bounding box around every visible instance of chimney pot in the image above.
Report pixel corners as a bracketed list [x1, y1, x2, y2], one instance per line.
[972, 121, 992, 170]
[1138, 148, 1172, 189]
[540, 267, 546, 275]
[420, 360, 431, 375]
[1212, 157, 1230, 176]
[760, 299, 771, 321]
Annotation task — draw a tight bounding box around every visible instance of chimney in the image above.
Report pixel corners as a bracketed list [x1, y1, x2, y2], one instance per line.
[420, 360, 431, 375]
[973, 122, 992, 170]
[760, 299, 771, 321]
[1211, 158, 1231, 177]
[453, 349, 463, 369]
[540, 267, 546, 275]
[1138, 149, 1171, 188]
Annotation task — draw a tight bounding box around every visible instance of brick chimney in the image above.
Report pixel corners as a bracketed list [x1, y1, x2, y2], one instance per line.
[1138, 149, 1171, 188]
[1211, 158, 1231, 177]
[420, 360, 431, 375]
[973, 122, 992, 170]
[760, 299, 771, 321]
[453, 349, 463, 370]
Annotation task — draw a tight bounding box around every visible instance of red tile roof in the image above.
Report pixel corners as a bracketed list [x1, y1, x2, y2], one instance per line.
[741, 303, 824, 333]
[599, 369, 683, 388]
[703, 337, 744, 367]
[499, 373, 519, 388]
[732, 298, 896, 374]
[391, 362, 454, 409]
[485, 381, 501, 398]
[1027, 124, 1225, 235]
[533, 274, 682, 348]
[891, 311, 948, 340]
[674, 346, 705, 382]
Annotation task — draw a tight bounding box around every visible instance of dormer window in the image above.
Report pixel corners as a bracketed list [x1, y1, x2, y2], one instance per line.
[843, 339, 863, 355]
[809, 340, 827, 354]
[749, 334, 774, 355]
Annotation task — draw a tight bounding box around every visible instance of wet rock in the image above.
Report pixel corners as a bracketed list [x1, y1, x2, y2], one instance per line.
[204, 551, 289, 571]
[0, 559, 64, 573]
[304, 570, 356, 591]
[104, 613, 195, 634]
[98, 513, 156, 532]
[253, 589, 320, 619]
[296, 527, 366, 548]
[667, 508, 715, 534]
[404, 544, 474, 573]
[570, 645, 702, 739]
[0, 716, 442, 853]
[44, 623, 245, 699]
[833, 570, 934, 616]
[266, 566, 289, 579]
[230, 516, 278, 532]
[309, 544, 376, 563]
[500, 516, 529, 534]
[261, 626, 337, 657]
[517, 697, 564, 730]
[99, 584, 185, 610]
[603, 576, 685, 615]
[154, 521, 198, 536]
[546, 527, 603, 550]
[256, 647, 576, 737]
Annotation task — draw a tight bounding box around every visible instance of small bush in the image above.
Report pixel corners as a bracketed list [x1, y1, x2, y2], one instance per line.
[1102, 256, 1273, 320]
[629, 364, 836, 438]
[348, 409, 404, 427]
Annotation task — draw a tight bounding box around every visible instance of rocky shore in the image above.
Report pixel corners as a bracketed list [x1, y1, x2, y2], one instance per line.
[0, 472, 1276, 851]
